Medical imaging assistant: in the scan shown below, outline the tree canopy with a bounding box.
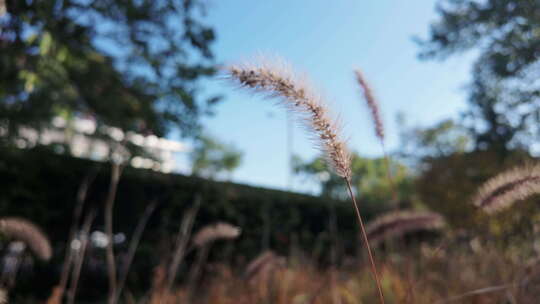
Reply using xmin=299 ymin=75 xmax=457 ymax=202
xmin=189 ymin=134 xmax=243 ymax=180
xmin=294 ymin=152 xmax=415 ymax=208
xmin=419 ymin=0 xmax=540 ymax=153
xmin=398 ymin=117 xmax=472 ymax=165
xmin=0 ymin=0 xmax=218 ymax=141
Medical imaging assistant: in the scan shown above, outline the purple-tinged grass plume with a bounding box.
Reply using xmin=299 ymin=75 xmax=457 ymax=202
xmin=472 ymin=165 xmax=540 ymax=214
xmin=354 ymin=69 xmax=384 ymax=141
xmin=226 ymin=60 xmax=351 ymax=179
xmin=244 ymin=250 xmax=285 ymax=283
xmin=0 ymin=217 xmax=52 ymax=261
xmin=354 ymin=69 xmax=399 ymax=207
xmin=366 ymin=210 xmax=445 ymax=247
xmin=192 ymin=222 xmax=241 ymax=248
xmin=226 ymin=58 xmax=385 ymax=304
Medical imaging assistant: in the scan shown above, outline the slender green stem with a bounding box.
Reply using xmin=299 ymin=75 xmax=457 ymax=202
xmin=345 ymin=179 xmax=385 ymax=304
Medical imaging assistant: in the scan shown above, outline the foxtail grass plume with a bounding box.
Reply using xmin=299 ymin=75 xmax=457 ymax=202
xmin=472 ymin=165 xmax=540 ymax=214
xmin=192 ymin=222 xmax=241 ymax=248
xmin=0 ymin=217 xmax=52 ymax=261
xmin=227 ymin=56 xmax=384 ymax=303
xmin=365 ymin=210 xmax=445 ymax=247
xmin=354 ymin=69 xmax=384 ymax=141
xmin=226 ymin=59 xmax=351 ymax=179
xmin=244 ymin=250 xmax=285 ymax=282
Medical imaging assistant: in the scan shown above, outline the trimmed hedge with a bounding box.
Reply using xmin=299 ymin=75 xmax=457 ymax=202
xmin=0 ymin=147 xmax=379 ymax=300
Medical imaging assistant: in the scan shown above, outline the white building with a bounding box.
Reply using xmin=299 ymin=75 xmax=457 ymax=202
xmin=14 ymin=116 xmax=189 ymax=173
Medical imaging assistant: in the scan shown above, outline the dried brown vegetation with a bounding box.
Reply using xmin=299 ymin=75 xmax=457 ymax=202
xmin=142 ymin=242 xmax=540 ymax=304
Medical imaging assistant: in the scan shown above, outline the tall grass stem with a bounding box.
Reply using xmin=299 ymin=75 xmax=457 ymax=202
xmin=115 ymin=199 xmax=158 ymax=303
xmin=105 ymin=163 xmax=122 ymax=304
xmin=166 ymin=195 xmax=201 ymax=293
xmin=58 ymin=166 xmax=100 ymax=299
xmin=67 ymin=209 xmax=96 ymax=304
xmin=345 ymin=179 xmax=385 ymax=304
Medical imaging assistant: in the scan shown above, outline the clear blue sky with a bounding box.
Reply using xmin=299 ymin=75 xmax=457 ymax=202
xmin=178 ymin=0 xmax=477 ymax=192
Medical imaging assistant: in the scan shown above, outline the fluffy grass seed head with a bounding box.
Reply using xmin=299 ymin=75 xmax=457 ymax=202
xmin=244 ymin=250 xmax=285 ymax=282
xmin=472 ymin=164 xmax=540 ymax=214
xmin=365 ymin=210 xmax=445 ymax=247
xmin=354 ymin=69 xmax=384 ymax=142
xmin=0 ymin=217 xmax=52 ymax=261
xmin=192 ymin=222 xmax=241 ymax=248
xmin=226 ymin=59 xmax=352 ymax=179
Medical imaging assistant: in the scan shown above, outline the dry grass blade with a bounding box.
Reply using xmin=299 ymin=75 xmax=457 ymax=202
xmin=434 ymin=283 xmax=514 ymax=304
xmin=472 ymin=164 xmax=540 ymax=214
xmin=226 ymin=59 xmax=351 ymax=179
xmin=192 ymin=222 xmax=241 ymax=248
xmin=354 ymin=69 xmax=384 ymax=141
xmin=366 ymin=210 xmax=445 ymax=247
xmin=0 ymin=217 xmax=52 ymax=261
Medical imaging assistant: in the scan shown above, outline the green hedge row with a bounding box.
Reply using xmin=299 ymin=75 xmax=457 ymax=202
xmin=0 ymin=147 xmax=379 ymax=300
